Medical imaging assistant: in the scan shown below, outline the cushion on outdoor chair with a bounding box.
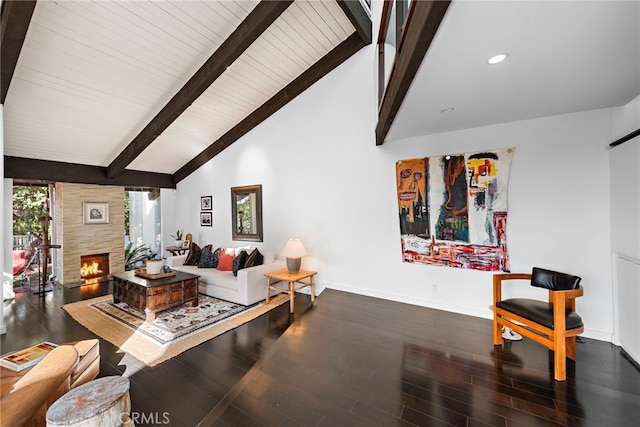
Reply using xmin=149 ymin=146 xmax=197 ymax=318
xmin=12 ymin=250 xmax=27 ymax=275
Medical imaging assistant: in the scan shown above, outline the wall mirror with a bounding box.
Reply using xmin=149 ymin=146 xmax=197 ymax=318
xmin=231 ymin=184 xmax=263 ymax=242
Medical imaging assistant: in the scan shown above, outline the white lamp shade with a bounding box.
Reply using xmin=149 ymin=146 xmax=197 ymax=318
xmin=281 ymin=238 xmax=307 ymax=258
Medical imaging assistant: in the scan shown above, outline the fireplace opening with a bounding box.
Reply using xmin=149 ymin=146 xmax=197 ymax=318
xmin=80 ymin=253 xmax=110 ymax=284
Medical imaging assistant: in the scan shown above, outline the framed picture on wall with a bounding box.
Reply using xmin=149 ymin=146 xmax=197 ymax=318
xmin=83 ymin=202 xmax=109 ymax=224
xmin=200 ymin=212 xmax=212 ymax=227
xmin=201 ymin=196 xmax=212 ymax=211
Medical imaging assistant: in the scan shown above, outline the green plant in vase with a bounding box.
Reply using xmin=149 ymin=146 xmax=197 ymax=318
xmin=171 ymin=229 xmax=183 ymax=246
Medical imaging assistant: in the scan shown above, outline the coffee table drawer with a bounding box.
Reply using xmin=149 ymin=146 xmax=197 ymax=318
xmin=148 ymin=286 xmax=168 ymax=310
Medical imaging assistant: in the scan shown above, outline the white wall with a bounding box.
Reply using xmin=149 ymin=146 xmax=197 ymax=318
xmin=609 ymin=94 xmax=640 ymax=361
xmin=174 ymin=40 xmax=616 ymax=341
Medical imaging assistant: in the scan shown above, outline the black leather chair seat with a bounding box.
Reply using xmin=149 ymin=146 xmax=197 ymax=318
xmin=496 ymin=298 xmax=583 ymax=330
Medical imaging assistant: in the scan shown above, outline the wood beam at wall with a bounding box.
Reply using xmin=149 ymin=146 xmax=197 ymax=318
xmin=5 ymin=157 xmax=176 ymax=188
xmin=610 ymin=128 xmax=640 ymax=148
xmin=173 ymin=33 xmax=367 ymax=183
xmin=1 ymin=0 xmax=37 ymax=104
xmin=105 ymin=0 xmax=293 ymax=179
xmin=375 ymin=0 xmax=450 ymax=146
xmin=337 ymin=0 xmax=372 ymax=44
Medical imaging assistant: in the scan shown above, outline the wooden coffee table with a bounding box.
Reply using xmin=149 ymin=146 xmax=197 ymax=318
xmin=112 ymin=270 xmax=199 ymax=321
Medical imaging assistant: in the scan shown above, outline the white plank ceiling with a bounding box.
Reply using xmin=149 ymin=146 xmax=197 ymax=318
xmin=3 ymin=0 xmax=356 ymax=175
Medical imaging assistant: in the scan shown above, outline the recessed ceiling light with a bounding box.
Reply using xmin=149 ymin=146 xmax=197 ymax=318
xmin=487 ymin=53 xmax=509 ymax=65
xmin=440 ymin=107 xmax=455 ymax=113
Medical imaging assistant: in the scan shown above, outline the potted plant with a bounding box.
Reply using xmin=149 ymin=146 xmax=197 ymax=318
xmin=171 ymin=229 xmax=183 ymax=247
xmin=146 ymin=254 xmax=164 ymax=275
xmin=124 ymin=242 xmax=153 ymax=271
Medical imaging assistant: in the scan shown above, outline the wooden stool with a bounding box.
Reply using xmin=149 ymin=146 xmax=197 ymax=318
xmin=46 ymin=376 xmax=132 ymax=426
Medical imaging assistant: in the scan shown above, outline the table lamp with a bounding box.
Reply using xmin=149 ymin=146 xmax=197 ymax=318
xmin=281 ymin=238 xmax=307 ymax=274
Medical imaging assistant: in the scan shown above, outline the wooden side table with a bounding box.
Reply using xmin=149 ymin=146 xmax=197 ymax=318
xmin=166 ymin=245 xmax=188 ymax=256
xmin=265 ymin=268 xmax=317 ymax=313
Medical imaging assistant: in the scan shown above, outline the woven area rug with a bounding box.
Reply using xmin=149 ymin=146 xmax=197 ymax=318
xmin=62 ymin=293 xmax=288 ymax=367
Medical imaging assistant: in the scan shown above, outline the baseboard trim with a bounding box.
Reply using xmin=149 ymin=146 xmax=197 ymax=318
xmin=323 ymin=280 xmax=614 ymax=343
xmin=583 ymin=328 xmax=614 ymax=342
xmin=323 ymin=280 xmax=491 ymax=319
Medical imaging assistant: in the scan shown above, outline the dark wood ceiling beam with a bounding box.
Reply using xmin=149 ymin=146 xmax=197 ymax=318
xmin=1 ymin=0 xmax=37 ymax=104
xmin=375 ymin=0 xmax=451 ymax=146
xmin=105 ymin=0 xmax=293 ymax=179
xmin=337 ymin=0 xmax=372 ymax=44
xmin=174 ymin=33 xmax=368 ymax=183
xmin=5 ymin=156 xmax=176 ymax=188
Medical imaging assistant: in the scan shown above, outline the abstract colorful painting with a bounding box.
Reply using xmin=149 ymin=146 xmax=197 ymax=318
xmin=396 ymin=148 xmax=514 ymax=272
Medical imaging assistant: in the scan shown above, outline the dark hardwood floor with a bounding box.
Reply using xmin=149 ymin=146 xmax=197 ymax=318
xmin=2 ymin=284 xmax=639 ymax=426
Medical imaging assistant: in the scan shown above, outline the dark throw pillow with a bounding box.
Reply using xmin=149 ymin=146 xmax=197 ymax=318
xmin=184 ymin=242 xmax=201 ymax=266
xmin=211 ymin=247 xmax=221 ymax=268
xmin=198 ymin=246 xmax=215 ymax=268
xmin=232 ymin=250 xmax=248 ymax=276
xmin=244 ymin=248 xmax=264 ymax=268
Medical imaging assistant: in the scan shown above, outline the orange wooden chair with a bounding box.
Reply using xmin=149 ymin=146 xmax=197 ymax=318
xmin=492 ymin=267 xmax=584 ymax=381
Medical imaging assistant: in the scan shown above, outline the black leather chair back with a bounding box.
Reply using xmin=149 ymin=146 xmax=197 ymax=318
xmin=531 ymin=267 xmax=581 ymax=290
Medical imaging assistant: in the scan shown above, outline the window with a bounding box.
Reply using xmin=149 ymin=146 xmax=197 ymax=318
xmin=125 ymin=189 xmax=161 ymax=256
xmin=378 ymin=0 xmax=413 ymax=104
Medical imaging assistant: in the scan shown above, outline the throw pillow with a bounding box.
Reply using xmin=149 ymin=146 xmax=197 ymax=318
xmin=216 ymin=248 xmax=235 ymax=271
xmin=232 ymin=250 xmax=248 ymax=276
xmin=211 ymin=247 xmax=221 ymax=268
xmin=184 ymin=242 xmax=201 ymax=266
xmin=244 ymin=248 xmax=264 ymax=268
xmin=198 ymin=246 xmax=215 ymax=268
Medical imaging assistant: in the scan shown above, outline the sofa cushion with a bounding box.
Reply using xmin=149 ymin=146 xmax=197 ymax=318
xmin=217 ymin=248 xmax=235 ymax=271
xmin=0 ymin=345 xmax=79 ymax=427
xmin=69 ymin=339 xmax=100 ymax=388
xmin=262 ymin=250 xmax=275 ymax=264
xmin=184 ymin=242 xmax=201 ymax=266
xmin=211 ymin=247 xmax=221 ymax=268
xmin=232 ymin=250 xmax=248 ymax=276
xmin=244 ymin=248 xmax=263 ymax=268
xmin=198 ymin=246 xmax=216 ymax=268
xmin=209 ymin=271 xmax=238 ymax=291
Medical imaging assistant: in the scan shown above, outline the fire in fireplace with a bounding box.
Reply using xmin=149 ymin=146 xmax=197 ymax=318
xmin=80 ymin=253 xmax=110 ymax=283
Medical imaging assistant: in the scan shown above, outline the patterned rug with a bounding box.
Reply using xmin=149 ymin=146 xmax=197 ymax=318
xmin=91 ymin=295 xmax=249 ymax=345
xmin=62 ymin=293 xmax=288 ymax=367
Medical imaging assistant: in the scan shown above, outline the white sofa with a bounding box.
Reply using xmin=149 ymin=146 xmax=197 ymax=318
xmin=166 ymin=250 xmax=285 ymax=306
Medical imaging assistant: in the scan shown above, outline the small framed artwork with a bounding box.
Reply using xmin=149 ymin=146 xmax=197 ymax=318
xmin=200 ymin=212 xmax=212 ymax=227
xmin=182 ymin=239 xmax=191 ymax=249
xmin=83 ymin=202 xmax=109 ymax=224
xmin=201 ymin=196 xmax=212 ymax=211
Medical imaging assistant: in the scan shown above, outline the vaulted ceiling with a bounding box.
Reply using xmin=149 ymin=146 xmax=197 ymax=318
xmin=4 ymin=1 xmax=638 ymax=189
xmin=382 ymin=0 xmax=639 ymax=143
xmin=2 ymin=0 xmax=371 ymax=188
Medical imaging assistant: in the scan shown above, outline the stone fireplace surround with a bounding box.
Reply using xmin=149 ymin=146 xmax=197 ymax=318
xmin=53 ymin=183 xmax=125 ymax=285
